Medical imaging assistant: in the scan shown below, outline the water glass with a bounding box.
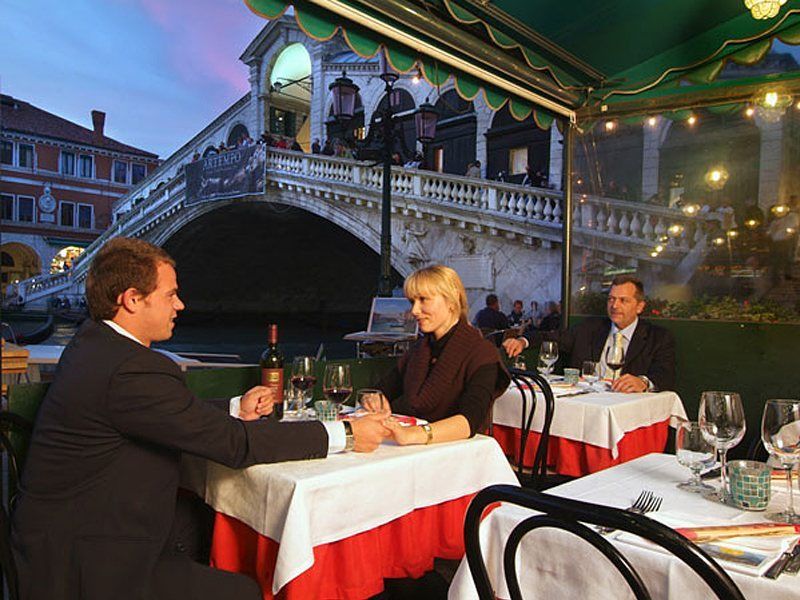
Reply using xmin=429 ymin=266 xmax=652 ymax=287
xmin=762 ymin=398 xmax=800 ymax=523
xmin=581 ymin=361 xmax=599 ymax=384
xmin=699 ymin=391 xmax=746 ymax=504
xmin=675 ymin=421 xmax=715 ymax=492
xmin=563 ymin=368 xmax=580 ymax=386
xmin=357 ymin=388 xmax=387 ymax=414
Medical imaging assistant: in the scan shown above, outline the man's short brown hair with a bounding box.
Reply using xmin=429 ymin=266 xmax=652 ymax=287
xmin=610 ymin=274 xmax=645 ymax=301
xmin=86 ymin=238 xmax=175 ymax=321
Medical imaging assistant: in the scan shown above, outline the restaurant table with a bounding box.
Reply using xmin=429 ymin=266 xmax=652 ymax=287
xmin=182 ymin=434 xmax=518 ymax=599
xmin=492 ymin=382 xmax=687 ymax=476
xmin=448 ymin=453 xmax=799 ymax=600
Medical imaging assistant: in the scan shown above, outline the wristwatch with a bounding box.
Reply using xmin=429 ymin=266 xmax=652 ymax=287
xmin=343 ymin=420 xmax=355 ymax=451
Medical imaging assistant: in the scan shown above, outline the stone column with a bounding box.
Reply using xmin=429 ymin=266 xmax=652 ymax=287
xmin=473 ymin=99 xmax=491 ymax=178
xmin=548 ymin=126 xmax=563 ymax=190
xmin=247 ymin=60 xmax=262 ymax=137
xmin=310 ymin=48 xmax=327 ymax=145
xmin=754 ymin=113 xmax=785 ymax=210
xmin=641 ymin=116 xmax=665 ymax=200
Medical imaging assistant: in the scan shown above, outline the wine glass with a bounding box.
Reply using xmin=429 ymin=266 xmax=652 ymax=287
xmin=698 ymin=391 xmax=746 ymax=504
xmin=605 ymin=345 xmax=625 ymax=383
xmin=762 ymin=399 xmax=800 ymax=523
xmin=323 ymin=364 xmax=353 ymax=413
xmin=291 ymin=356 xmax=317 ymax=407
xmin=538 ymin=341 xmax=558 ymax=377
xmin=675 ymin=421 xmax=715 ymax=492
xmin=581 ymin=361 xmax=599 ymax=385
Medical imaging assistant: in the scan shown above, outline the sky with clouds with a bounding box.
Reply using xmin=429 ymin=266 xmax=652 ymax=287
xmin=0 ymin=0 xmax=264 ymax=158
xmin=1 ymin=1 xmax=798 ymax=161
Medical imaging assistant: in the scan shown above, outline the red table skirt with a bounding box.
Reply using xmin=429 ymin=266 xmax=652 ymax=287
xmin=210 ymin=494 xmax=475 ymax=600
xmin=493 ymin=418 xmax=670 ymax=477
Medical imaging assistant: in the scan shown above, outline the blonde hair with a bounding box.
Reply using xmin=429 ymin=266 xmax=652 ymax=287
xmin=404 ymin=265 xmax=469 ymax=321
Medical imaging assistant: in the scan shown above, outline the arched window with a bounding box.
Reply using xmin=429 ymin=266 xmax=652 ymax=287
xmin=486 ymin=105 xmax=551 ymax=184
xmin=426 ymin=90 xmax=476 ymax=176
xmin=202 ymin=146 xmax=217 ymax=158
xmin=227 ymin=124 xmax=250 ymax=148
xmin=366 ymin=89 xmax=416 ymax=160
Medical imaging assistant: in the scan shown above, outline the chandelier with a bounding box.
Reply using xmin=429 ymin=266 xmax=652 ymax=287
xmin=744 ymin=0 xmax=787 ymax=19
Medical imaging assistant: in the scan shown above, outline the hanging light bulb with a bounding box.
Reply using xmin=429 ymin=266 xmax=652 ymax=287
xmin=745 ymin=106 xmax=755 ymax=117
xmin=647 ymin=116 xmax=657 ymax=127
xmin=687 ymin=115 xmax=697 ymax=126
xmin=604 ymin=120 xmax=616 ymax=132
xmin=744 ymin=0 xmax=787 ymax=20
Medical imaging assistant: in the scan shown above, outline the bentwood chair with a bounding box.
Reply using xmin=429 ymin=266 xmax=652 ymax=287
xmin=464 ymin=485 xmax=745 ymax=600
xmin=0 ymin=411 xmax=33 ymax=600
xmin=507 ymin=368 xmax=571 ymax=490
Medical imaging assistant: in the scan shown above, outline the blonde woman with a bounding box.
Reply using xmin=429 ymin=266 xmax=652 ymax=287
xmin=363 ymin=265 xmax=510 ymax=445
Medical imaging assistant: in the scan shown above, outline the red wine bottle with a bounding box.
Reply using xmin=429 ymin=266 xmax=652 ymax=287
xmin=260 ymin=324 xmax=284 ymax=419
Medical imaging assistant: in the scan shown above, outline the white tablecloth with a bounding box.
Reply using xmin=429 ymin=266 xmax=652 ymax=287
xmin=493 ymin=384 xmax=687 ymax=458
xmin=449 ymin=453 xmax=799 ymax=600
xmin=183 ymin=435 xmax=517 ymax=594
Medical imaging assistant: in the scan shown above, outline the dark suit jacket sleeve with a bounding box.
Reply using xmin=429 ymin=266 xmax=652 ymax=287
xmin=106 ymin=351 xmax=328 ymax=466
xmin=522 ymin=327 xmax=576 ymax=355
xmin=646 ymin=327 xmax=677 ymax=392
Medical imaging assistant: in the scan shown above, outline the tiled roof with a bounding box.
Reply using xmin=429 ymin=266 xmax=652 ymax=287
xmin=0 ymin=94 xmax=159 ymax=159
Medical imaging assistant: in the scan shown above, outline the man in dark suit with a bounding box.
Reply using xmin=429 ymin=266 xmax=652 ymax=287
xmin=11 ymin=238 xmax=388 ymax=600
xmin=503 ymin=275 xmax=675 ymax=392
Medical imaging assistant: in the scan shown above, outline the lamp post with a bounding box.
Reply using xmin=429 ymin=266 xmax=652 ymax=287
xmin=329 ymin=62 xmax=438 ymax=296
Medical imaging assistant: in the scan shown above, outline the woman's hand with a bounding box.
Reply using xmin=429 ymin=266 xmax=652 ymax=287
xmin=384 ymin=419 xmax=427 ymax=445
xmin=360 ymin=391 xmax=391 ymax=415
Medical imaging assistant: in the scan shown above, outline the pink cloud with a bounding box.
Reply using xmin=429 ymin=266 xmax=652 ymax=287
xmin=133 ymin=0 xmax=263 ymax=94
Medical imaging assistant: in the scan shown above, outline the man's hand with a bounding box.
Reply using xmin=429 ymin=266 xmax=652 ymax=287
xmin=349 ymin=413 xmax=391 ymax=452
xmin=611 ymin=374 xmax=648 ymax=393
xmin=360 ymin=391 xmax=391 ymax=415
xmin=503 ymin=337 xmax=525 ymax=358
xmin=239 ymin=386 xmax=275 ymax=420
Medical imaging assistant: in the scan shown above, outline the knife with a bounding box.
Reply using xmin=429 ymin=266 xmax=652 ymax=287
xmin=764 ymin=541 xmax=800 ymax=579
xmin=783 ymin=547 xmax=800 ymax=575
xmin=558 ymin=389 xmax=591 ymax=398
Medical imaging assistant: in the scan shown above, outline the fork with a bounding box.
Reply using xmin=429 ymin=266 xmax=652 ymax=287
xmin=597 ymin=490 xmax=663 ymax=534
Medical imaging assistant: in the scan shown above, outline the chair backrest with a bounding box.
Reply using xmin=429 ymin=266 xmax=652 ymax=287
xmin=464 ymin=484 xmax=745 ymax=600
xmin=0 ymin=411 xmax=32 ymax=600
xmin=508 ymin=368 xmax=555 ymax=488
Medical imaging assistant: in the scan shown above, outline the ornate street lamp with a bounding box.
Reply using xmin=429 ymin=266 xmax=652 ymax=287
xmin=329 ymin=72 xmax=359 ymax=121
xmin=329 ymin=61 xmax=438 ymax=296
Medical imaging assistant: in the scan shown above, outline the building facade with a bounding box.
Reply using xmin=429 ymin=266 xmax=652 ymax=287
xmin=0 ymin=94 xmax=160 ymax=296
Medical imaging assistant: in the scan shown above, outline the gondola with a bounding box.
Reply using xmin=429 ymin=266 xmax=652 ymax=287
xmin=1 ymin=315 xmax=54 ymax=346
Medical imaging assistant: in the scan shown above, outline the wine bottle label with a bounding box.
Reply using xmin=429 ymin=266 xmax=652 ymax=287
xmin=261 ymin=368 xmax=284 ymax=401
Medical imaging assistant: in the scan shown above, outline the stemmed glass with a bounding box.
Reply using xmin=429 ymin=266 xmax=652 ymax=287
xmin=762 ymin=398 xmax=800 ymax=523
xmin=291 ymin=356 xmax=317 ymax=407
xmin=675 ymin=421 xmax=715 ymax=492
xmin=323 ymin=364 xmax=353 ymax=413
xmin=605 ymin=345 xmax=625 ymax=383
xmin=538 ymin=341 xmax=558 ymax=377
xmin=698 ymin=391 xmax=746 ymax=503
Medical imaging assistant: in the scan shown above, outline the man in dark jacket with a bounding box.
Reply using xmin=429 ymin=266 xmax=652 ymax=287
xmin=11 ymin=237 xmax=387 ymax=600
xmin=503 ymin=275 xmax=676 ymax=392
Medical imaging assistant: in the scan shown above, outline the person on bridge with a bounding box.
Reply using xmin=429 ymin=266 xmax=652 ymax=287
xmin=11 ymin=237 xmax=389 ymax=600
xmin=361 ymin=265 xmax=510 ymax=445
xmin=503 ymin=275 xmax=676 ymax=393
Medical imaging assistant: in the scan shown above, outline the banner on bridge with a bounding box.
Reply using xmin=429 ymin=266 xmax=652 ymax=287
xmin=185 ymin=145 xmax=266 ymax=205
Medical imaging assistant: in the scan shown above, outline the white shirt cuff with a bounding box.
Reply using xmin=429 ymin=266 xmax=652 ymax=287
xmin=322 ymin=421 xmax=346 ymax=453
xmin=640 ymin=376 xmax=655 ymax=392
xmin=229 ymin=396 xmax=346 ymax=453
xmin=520 ymin=336 xmax=529 ymax=349
xmin=229 ymin=395 xmax=242 ymax=417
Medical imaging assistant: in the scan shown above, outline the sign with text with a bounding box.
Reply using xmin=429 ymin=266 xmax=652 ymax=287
xmin=185 ymin=145 xmax=266 ymax=205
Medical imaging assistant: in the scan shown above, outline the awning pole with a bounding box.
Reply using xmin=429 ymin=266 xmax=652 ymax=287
xmin=560 ymin=121 xmax=574 ymax=331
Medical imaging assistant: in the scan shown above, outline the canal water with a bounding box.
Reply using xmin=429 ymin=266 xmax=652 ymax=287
xmin=41 ymin=312 xmax=370 ymax=363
